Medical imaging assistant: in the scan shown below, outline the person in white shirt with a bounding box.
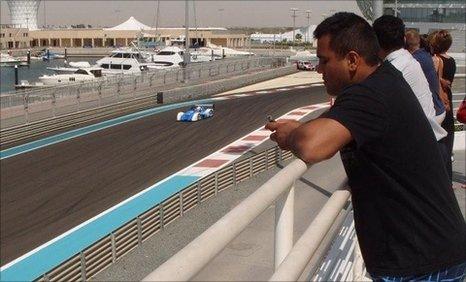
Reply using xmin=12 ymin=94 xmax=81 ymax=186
xmin=372 ymin=15 xmax=447 ymax=142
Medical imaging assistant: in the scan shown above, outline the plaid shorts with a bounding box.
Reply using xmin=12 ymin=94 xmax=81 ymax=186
xmin=371 ymin=261 xmax=466 ymax=282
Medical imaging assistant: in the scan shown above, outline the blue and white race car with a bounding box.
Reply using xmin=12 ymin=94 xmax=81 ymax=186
xmin=177 ymin=104 xmax=214 ymax=122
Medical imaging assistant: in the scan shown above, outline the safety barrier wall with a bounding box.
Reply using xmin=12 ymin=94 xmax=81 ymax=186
xmin=27 ymin=146 xmax=294 ymax=281
xmin=0 ymin=57 xmax=287 ymax=128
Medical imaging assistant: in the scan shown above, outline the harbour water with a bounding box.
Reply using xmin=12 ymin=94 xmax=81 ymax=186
xmin=0 ymin=57 xmax=99 ymax=94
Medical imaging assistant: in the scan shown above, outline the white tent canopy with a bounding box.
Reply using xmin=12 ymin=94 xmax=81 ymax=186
xmin=105 ymin=16 xmax=152 ymax=31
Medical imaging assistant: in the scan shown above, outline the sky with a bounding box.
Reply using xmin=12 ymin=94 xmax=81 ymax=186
xmin=0 ymin=1 xmax=363 ymax=28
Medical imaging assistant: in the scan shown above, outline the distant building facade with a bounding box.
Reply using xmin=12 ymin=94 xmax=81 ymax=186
xmin=251 ymin=26 xmax=317 ymax=44
xmin=0 ymin=17 xmax=249 ymax=50
xmin=357 ymin=0 xmax=466 ymax=52
xmin=0 ymin=25 xmax=31 ymax=49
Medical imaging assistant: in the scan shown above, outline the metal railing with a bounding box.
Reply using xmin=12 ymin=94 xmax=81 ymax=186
xmin=142 ymin=159 xmax=351 ymax=281
xmin=1 ymin=57 xmax=286 ymax=128
xmin=30 ymin=146 xmax=295 ymax=281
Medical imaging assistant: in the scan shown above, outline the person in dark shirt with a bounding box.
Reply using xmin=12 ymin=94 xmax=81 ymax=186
xmin=266 ymin=12 xmax=466 ymax=280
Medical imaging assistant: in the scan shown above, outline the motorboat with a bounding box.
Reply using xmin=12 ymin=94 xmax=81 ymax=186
xmin=202 ymin=43 xmax=254 ymax=58
xmin=0 ymin=53 xmax=28 ymax=66
xmin=38 ymin=67 xmax=103 ymax=85
xmin=145 ymin=46 xmax=184 ymax=69
xmin=40 ymin=50 xmax=65 ymax=61
xmin=95 ymin=48 xmax=149 ymax=74
xmin=47 ymin=61 xmax=92 ymax=74
xmin=49 ymin=49 xmax=150 ymax=75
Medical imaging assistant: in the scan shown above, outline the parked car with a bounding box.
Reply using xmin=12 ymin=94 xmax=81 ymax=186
xmin=296 ymin=60 xmax=316 ymax=71
xmin=177 ymin=104 xmax=214 ymax=122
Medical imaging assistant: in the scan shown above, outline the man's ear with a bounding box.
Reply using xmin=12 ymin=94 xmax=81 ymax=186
xmin=346 ymin=51 xmax=359 ymax=71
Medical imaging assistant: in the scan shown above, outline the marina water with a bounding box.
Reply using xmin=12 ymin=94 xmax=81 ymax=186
xmin=0 ymin=57 xmax=98 ymax=94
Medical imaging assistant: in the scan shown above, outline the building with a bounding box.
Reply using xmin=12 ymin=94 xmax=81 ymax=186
xmin=6 ymin=0 xmax=41 ymax=30
xmin=250 ymin=26 xmax=317 ymax=44
xmin=357 ymin=0 xmax=466 ymax=52
xmin=0 ymin=25 xmax=31 ymax=49
xmin=0 ymin=17 xmax=249 ymax=50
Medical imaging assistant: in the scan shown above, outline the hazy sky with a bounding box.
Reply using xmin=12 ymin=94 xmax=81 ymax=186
xmin=0 ymin=1 xmax=363 ymax=28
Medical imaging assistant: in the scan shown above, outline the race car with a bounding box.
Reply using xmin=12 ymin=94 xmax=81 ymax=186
xmin=296 ymin=60 xmax=316 ymax=71
xmin=177 ymin=104 xmax=214 ymax=122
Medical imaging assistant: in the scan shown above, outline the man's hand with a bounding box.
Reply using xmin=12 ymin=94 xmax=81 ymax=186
xmin=265 ymin=119 xmax=301 ymax=151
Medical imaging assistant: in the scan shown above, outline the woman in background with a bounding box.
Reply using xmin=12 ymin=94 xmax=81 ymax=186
xmin=429 ymin=30 xmax=456 ymax=181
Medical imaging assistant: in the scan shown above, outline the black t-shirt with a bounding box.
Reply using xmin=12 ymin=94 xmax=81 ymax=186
xmin=321 ymin=62 xmax=466 ymax=277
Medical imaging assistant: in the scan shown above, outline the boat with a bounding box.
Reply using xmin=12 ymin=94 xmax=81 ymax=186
xmin=47 ymin=61 xmax=92 ymax=74
xmin=0 ymin=53 xmax=28 ymax=66
xmin=40 ymin=50 xmax=65 ymax=61
xmin=48 ymin=49 xmax=150 ymax=75
xmin=15 ymin=80 xmax=48 ymax=89
xmin=145 ymin=46 xmax=184 ymax=69
xmin=38 ymin=67 xmax=103 ymax=85
xmin=95 ymin=48 xmax=149 ymax=74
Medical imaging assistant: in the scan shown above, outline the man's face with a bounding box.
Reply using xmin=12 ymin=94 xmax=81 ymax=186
xmin=316 ymin=35 xmax=352 ymax=96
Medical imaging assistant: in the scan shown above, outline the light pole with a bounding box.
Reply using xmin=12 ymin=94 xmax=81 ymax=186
xmin=184 ymin=0 xmax=190 ymax=64
xmin=305 ymin=10 xmax=311 ymax=43
xmin=290 ymin=8 xmax=299 ymax=46
xmin=218 ymin=8 xmax=224 ymax=28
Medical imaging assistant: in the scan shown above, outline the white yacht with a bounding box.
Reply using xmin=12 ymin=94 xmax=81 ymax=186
xmin=95 ymin=49 xmax=149 ymax=74
xmin=48 ymin=49 xmax=149 ymax=75
xmin=38 ymin=68 xmax=103 ymax=85
xmin=0 ymin=53 xmax=27 ymax=66
xmin=47 ymin=61 xmax=93 ymax=74
xmin=145 ymin=46 xmax=184 ymax=69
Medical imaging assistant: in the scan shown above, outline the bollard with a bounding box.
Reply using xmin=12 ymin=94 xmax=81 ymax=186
xmin=222 ymin=48 xmax=225 ymax=58
xmin=14 ymin=65 xmax=19 ymax=85
xmin=156 ymin=92 xmax=163 ymax=104
xmin=47 ymin=49 xmax=50 ymax=60
xmin=211 ymin=49 xmax=214 ymax=61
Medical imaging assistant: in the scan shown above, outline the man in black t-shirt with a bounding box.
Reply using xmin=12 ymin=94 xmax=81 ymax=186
xmin=266 ymin=12 xmax=466 ymax=280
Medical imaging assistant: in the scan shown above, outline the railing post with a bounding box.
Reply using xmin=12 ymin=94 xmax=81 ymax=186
xmin=23 ymin=93 xmax=29 ymax=124
xmin=76 ymin=87 xmax=81 ymax=111
xmin=274 ymin=183 xmax=295 ymax=270
xmin=51 ymin=92 xmax=56 ymax=117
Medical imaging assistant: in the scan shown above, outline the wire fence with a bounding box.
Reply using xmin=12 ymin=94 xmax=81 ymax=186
xmin=0 ymin=57 xmax=287 ymax=127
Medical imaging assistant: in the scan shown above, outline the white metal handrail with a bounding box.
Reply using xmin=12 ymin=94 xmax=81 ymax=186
xmin=270 ymin=190 xmax=350 ymax=281
xmin=142 ymin=159 xmax=351 ymax=281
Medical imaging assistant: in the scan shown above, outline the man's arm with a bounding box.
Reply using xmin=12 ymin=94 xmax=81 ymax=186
xmin=287 ymin=118 xmax=353 ymax=164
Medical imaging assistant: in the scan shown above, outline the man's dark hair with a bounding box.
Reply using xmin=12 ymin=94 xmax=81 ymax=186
xmin=372 ymin=15 xmax=405 ymax=52
xmin=313 ymin=12 xmax=380 ymax=66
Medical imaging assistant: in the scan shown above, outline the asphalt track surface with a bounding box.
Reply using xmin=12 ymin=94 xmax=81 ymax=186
xmin=0 ymin=86 xmax=328 ymax=264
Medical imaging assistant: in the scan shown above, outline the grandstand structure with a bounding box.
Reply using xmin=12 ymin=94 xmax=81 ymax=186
xmin=6 ymin=0 xmax=41 ymax=30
